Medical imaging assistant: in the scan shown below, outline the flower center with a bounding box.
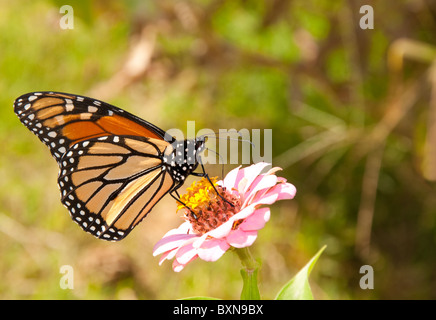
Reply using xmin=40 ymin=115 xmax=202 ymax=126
xmin=178 ymin=177 xmax=242 ymax=234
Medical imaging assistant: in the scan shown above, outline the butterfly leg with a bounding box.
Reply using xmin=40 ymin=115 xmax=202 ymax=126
xmin=191 ymin=162 xmax=235 ymax=208
xmin=170 ymin=189 xmax=198 ymax=220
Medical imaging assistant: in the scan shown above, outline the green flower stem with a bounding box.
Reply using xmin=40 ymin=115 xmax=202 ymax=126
xmin=235 ymin=247 xmax=261 ymax=300
xmin=235 ymin=247 xmax=257 ymax=270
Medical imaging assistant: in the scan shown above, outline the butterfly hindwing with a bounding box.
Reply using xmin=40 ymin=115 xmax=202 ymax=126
xmin=58 ymin=135 xmax=175 ymax=241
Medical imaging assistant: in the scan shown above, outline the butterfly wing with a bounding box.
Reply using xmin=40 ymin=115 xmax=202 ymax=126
xmin=14 ymin=92 xmax=176 ymax=241
xmin=58 ymin=135 xmax=175 ymax=240
xmin=13 ymin=91 xmax=168 ymax=163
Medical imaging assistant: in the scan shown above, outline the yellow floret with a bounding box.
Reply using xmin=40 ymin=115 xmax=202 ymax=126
xmin=177 ymin=177 xmax=218 ymax=211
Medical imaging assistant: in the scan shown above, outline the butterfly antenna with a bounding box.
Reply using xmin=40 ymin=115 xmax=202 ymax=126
xmin=196 ymin=131 xmax=258 ymax=208
xmin=201 ymin=131 xmax=255 ymax=178
xmin=204 ymin=147 xmax=227 ymax=181
xmin=201 ymin=131 xmax=256 ymax=148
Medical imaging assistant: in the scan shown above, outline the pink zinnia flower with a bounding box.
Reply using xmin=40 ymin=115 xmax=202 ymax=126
xmin=153 ymin=162 xmax=297 ymax=272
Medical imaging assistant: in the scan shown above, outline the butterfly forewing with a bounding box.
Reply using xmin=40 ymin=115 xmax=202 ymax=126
xmin=13 ymin=92 xmax=167 ymax=162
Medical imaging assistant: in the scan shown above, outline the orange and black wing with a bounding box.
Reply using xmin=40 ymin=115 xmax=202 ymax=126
xmin=14 ymin=92 xmax=176 ymax=241
xmin=13 ymin=91 xmax=168 ymax=162
xmin=58 ymin=135 xmax=175 ymax=240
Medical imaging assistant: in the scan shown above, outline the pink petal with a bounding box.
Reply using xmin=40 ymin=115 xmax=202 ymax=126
xmin=172 ymin=261 xmax=185 ymax=272
xmin=239 ymin=208 xmax=270 ymax=231
xmin=164 ymin=221 xmax=192 ymax=237
xmin=201 ymin=205 xmax=252 ymax=239
xmin=274 ymin=182 xmax=297 ymax=200
xmin=237 ymin=162 xmax=271 ymax=194
xmin=158 ymin=250 xmax=174 ymax=265
xmin=238 ymin=177 xmax=248 ymax=194
xmin=251 ymin=182 xmax=296 ymax=206
xmin=197 ymin=238 xmax=230 ymax=261
xmin=266 ymin=167 xmax=283 ymax=175
xmin=202 ymin=220 xmax=234 ymax=239
xmin=175 ymin=242 xmax=198 ymax=264
xmin=224 ymin=162 xmax=270 ymax=194
xmin=226 ymin=229 xmax=258 ymax=248
xmin=204 ymin=205 xmax=257 ymax=240
xmin=231 ymin=204 xmax=258 ymax=221
xmin=243 ymin=174 xmax=278 ymax=207
xmin=173 ymin=255 xmax=197 ymax=272
xmin=248 ymin=174 xmax=278 ymax=194
xmin=153 ymin=232 xmax=198 ymax=256
xmin=192 ymin=233 xmax=209 ymax=249
xmin=222 ymin=166 xmax=241 ymax=190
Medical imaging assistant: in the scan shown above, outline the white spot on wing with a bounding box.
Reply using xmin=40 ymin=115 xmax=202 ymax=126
xmin=88 ymin=106 xmax=98 ymax=113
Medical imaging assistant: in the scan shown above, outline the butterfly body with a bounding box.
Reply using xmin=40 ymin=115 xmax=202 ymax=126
xmin=14 ymin=92 xmax=205 ymax=241
xmin=162 ymin=138 xmax=205 ymax=183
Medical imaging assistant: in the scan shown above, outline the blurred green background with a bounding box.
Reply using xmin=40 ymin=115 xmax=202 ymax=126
xmin=1 ymin=0 xmax=436 ymax=299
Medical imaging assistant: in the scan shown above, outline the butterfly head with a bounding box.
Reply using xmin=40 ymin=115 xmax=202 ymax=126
xmin=194 ymin=135 xmax=206 ymax=153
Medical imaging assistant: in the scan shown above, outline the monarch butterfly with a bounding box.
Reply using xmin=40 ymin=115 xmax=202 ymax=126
xmin=13 ymin=91 xmax=210 ymax=241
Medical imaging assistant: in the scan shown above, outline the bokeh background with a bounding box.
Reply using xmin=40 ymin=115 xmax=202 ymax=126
xmin=1 ymin=0 xmax=436 ymax=299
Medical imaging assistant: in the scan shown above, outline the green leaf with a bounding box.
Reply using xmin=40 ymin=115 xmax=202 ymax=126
xmin=180 ymin=296 xmax=221 ymax=300
xmin=240 ymin=267 xmax=261 ymax=300
xmin=275 ymin=245 xmax=326 ymax=300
